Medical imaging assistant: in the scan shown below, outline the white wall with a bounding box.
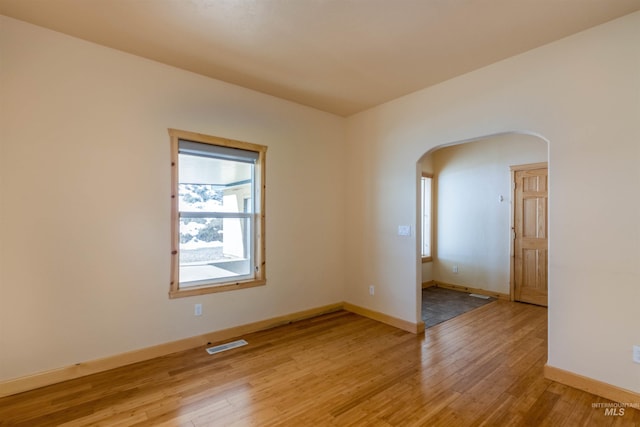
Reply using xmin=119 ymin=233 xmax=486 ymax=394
xmin=421 ymin=262 xmax=433 ymax=284
xmin=425 ymin=134 xmax=547 ymax=294
xmin=345 ymin=12 xmax=640 ymax=393
xmin=0 ymin=17 xmax=346 ymax=381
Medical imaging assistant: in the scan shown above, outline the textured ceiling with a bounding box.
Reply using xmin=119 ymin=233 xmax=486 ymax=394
xmin=2 ymin=0 xmax=639 ymax=116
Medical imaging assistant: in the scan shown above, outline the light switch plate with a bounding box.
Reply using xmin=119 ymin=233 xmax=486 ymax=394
xmin=398 ymin=225 xmax=411 ymax=236
xmin=633 ymin=345 xmax=640 ymax=363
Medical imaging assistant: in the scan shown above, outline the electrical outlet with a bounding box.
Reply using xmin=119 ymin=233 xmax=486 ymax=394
xmin=194 ymin=304 xmax=202 ymax=316
xmin=369 ymin=285 xmax=375 ymax=296
xmin=633 ymin=345 xmax=640 ymax=364
xmin=453 ymin=264 xmax=459 ymax=274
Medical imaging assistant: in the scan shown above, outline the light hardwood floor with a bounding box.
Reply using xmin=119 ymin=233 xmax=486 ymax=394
xmin=1 ymin=301 xmax=638 ymax=426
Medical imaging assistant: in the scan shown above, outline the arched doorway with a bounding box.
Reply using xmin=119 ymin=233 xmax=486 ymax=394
xmin=417 ymin=132 xmax=549 ymax=328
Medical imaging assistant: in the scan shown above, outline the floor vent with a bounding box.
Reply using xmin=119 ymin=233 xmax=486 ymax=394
xmin=469 ymin=293 xmax=491 ymax=299
xmin=206 ymin=339 xmax=248 ymax=355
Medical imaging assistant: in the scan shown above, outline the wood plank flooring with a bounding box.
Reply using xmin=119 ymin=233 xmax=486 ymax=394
xmin=1 ymin=301 xmax=638 ymax=426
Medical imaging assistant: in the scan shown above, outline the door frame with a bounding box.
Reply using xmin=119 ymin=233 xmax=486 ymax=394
xmin=509 ymin=162 xmax=548 ymax=302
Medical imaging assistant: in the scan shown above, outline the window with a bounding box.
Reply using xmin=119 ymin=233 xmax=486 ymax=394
xmin=421 ymin=174 xmax=432 ymax=262
xmin=169 ymin=129 xmax=266 ymax=298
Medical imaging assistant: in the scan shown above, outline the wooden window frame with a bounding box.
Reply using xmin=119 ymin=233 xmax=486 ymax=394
xmin=421 ymin=173 xmax=433 ymax=263
xmin=169 ymin=129 xmax=267 ymax=298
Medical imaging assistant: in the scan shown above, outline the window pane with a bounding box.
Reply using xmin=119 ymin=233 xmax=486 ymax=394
xmin=179 ymin=216 xmax=253 ymax=286
xmin=179 ymin=184 xmax=223 ymax=212
xmin=179 ymin=153 xmax=253 ymax=214
xmin=178 ymin=151 xmax=255 ymax=286
xmin=422 ymin=177 xmax=432 ymax=258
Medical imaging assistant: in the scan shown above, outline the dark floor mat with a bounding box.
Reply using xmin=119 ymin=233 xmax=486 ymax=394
xmin=422 ymin=287 xmax=496 ymax=328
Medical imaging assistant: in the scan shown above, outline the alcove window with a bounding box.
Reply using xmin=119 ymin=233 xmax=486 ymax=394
xmin=421 ymin=174 xmax=432 ymax=261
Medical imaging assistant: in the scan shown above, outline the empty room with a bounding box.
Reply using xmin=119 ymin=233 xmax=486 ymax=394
xmin=1 ymin=1 xmax=639 ymax=425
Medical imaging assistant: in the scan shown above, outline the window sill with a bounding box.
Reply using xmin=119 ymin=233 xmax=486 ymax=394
xmin=169 ymin=279 xmax=266 ymax=299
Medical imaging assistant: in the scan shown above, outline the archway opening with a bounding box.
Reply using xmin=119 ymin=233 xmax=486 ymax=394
xmin=416 ymin=132 xmax=549 ymax=328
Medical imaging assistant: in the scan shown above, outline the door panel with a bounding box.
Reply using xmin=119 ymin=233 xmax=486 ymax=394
xmin=513 ymin=167 xmax=548 ymax=306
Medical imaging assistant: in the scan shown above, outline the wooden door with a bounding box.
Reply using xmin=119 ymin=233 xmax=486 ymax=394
xmin=512 ymin=164 xmax=548 ymax=306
